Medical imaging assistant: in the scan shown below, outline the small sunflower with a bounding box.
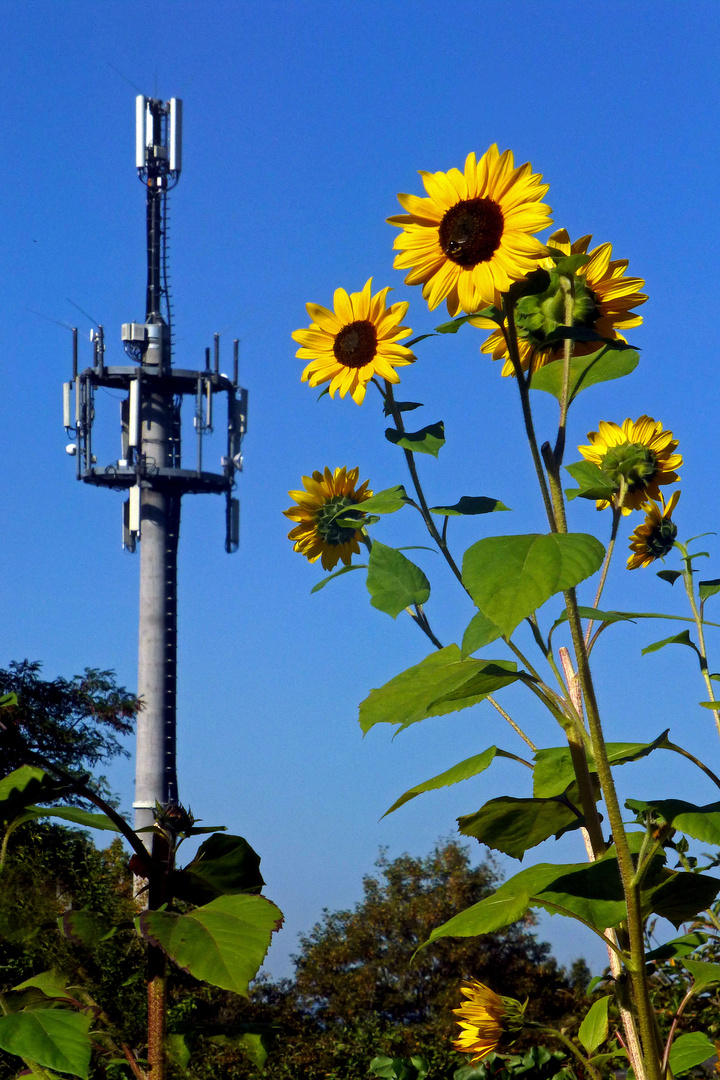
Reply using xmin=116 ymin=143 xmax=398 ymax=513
xmin=627 ymin=491 xmax=680 ymax=569
xmin=578 ymin=416 xmax=681 ymax=515
xmin=284 ymin=467 xmax=372 ymax=571
xmin=292 ymin=279 xmax=414 ymax=405
xmin=453 ymin=981 xmax=525 ymax=1064
xmin=474 ymin=228 xmax=648 ymax=376
xmin=388 ymin=145 xmax=551 ymax=317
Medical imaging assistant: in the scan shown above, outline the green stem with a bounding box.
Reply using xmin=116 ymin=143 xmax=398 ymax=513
xmin=533 ymin=1025 xmax=603 ymax=1080
xmin=552 ymin=276 xmax=576 ymax=468
xmin=503 ymin=304 xmax=556 ymax=532
xmin=663 ymin=740 xmax=720 ymax=792
xmin=383 ymin=380 xmax=465 ymax=586
xmin=487 ymin=695 xmax=538 ymax=752
xmin=681 ymin=554 xmax=720 ymax=741
xmin=585 ymin=501 xmax=623 ymax=649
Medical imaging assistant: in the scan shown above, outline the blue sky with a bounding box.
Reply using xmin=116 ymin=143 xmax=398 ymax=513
xmin=3 ymin=0 xmax=720 ymax=979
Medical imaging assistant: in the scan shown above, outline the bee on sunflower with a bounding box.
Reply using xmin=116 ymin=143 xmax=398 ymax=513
xmin=284 ymin=467 xmax=372 ymax=571
xmin=578 ymin=416 xmax=681 ymax=514
xmin=388 ymin=144 xmax=551 ymax=316
xmin=627 ymin=491 xmax=680 ymax=569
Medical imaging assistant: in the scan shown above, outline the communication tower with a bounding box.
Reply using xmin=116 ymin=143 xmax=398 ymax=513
xmin=63 ymin=98 xmax=247 ymax=836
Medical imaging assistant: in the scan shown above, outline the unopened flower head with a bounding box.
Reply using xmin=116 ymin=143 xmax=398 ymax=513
xmin=578 ymin=416 xmax=681 ymax=515
xmin=284 ymin=467 xmax=372 ymax=571
xmin=293 ymin=279 xmax=414 ymax=406
xmin=453 ymin=980 xmax=526 ymax=1064
xmin=388 ymin=145 xmax=551 ymax=317
xmin=627 ymin=491 xmax=680 ymax=570
xmin=474 ymin=229 xmax=647 ymax=377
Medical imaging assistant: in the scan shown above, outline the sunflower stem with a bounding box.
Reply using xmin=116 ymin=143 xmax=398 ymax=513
xmin=487 ymin=695 xmax=537 ymax=752
xmin=533 ymin=1026 xmax=603 ymax=1080
xmin=679 ymin=545 xmax=720 ymax=741
xmin=585 ymin=497 xmax=623 ymax=649
xmin=503 ymin=300 xmax=557 ymax=532
xmin=552 ymin=276 xmax=575 ymax=468
xmin=383 ymin=380 xmax=465 ymax=586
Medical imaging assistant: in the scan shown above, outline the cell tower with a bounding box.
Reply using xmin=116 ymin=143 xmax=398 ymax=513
xmin=63 ymin=97 xmax=247 ymax=836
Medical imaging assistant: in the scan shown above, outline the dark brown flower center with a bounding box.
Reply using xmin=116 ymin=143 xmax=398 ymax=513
xmin=333 ymin=320 xmax=378 ymax=369
xmin=438 ymin=198 xmax=505 ymax=267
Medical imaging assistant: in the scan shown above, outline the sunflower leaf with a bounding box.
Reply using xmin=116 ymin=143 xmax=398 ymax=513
xmin=383 ymin=400 xmax=423 ymax=417
xmin=644 ymin=931 xmax=708 ymax=963
xmin=462 ymin=533 xmax=605 ymax=637
xmin=429 ymin=497 xmax=511 ymax=516
xmin=625 ymin=797 xmax=720 ymax=845
xmin=657 ymin=570 xmax=682 ymax=585
xmin=359 ymin=645 xmax=520 ymax=734
xmin=310 ymin=565 xmax=367 ymax=594
xmin=641 ymin=630 xmax=698 ymax=656
xmin=385 ymin=422 xmax=445 ymax=458
xmin=528 ymin=343 xmax=639 ymax=403
xmin=0 ymin=1010 xmax=92 ymax=1079
xmin=564 ymin=461 xmax=619 ymax=502
xmin=381 ymin=746 xmax=525 ymax=818
xmin=461 ymin=611 xmax=503 ymax=657
xmin=458 ymin=796 xmax=583 ymax=860
xmin=366 ymin=541 xmax=430 ymax=618
xmin=357 ymin=486 xmax=410 ymax=515
xmin=667 ymin=1032 xmax=717 ymax=1075
xmin=578 ymin=995 xmax=611 ymax=1055
xmin=534 ymin=732 xmax=671 ymax=797
xmin=699 ymin=578 xmax=720 ymax=601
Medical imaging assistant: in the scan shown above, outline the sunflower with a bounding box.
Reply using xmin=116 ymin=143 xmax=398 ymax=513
xmin=284 ymin=467 xmax=372 ymax=571
xmin=578 ymin=416 xmax=681 ymax=515
xmin=453 ymin=981 xmax=525 ymax=1064
xmin=388 ymin=145 xmax=551 ymax=317
xmin=627 ymin=491 xmax=680 ymax=569
xmin=474 ymin=228 xmax=648 ymax=376
xmin=292 ymin=279 xmax=414 ymax=406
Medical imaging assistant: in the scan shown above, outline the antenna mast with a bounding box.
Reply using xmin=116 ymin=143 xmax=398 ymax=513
xmin=63 ymin=97 xmax=247 ymax=839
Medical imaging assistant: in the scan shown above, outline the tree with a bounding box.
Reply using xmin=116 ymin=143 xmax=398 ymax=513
xmin=0 ymin=660 xmax=137 ymax=801
xmin=182 ymin=840 xmax=581 ymax=1080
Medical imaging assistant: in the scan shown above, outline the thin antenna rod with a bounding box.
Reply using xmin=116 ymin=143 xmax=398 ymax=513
xmin=233 ymin=339 xmax=239 ymax=386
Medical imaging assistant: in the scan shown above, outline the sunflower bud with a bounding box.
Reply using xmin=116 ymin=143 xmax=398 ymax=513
xmin=513 ymin=268 xmax=598 ymax=347
xmin=600 ymin=442 xmax=657 ymax=493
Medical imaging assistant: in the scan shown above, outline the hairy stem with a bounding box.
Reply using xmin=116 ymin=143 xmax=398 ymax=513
xmin=681 ymin=555 xmax=720 ymax=741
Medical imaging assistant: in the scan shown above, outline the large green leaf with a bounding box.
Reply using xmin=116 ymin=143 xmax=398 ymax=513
xmin=429 ymin=497 xmax=511 ymax=516
xmin=172 ymin=834 xmax=264 ymax=904
xmin=359 ymin=646 xmax=520 ymax=735
xmin=458 ymin=796 xmax=582 ymax=860
xmin=534 ymin=853 xmax=630 ymax=930
xmin=462 ymin=533 xmax=605 ymax=636
xmin=0 ymin=1010 xmax=92 ymax=1078
xmin=385 ymin=422 xmax=445 ymax=458
xmin=136 ymin=894 xmax=283 ymax=996
xmin=0 ymin=767 xmax=76 ymax=824
xmin=533 ymin=732 xmax=670 ymax=797
xmin=381 ymin=747 xmax=523 ymax=818
xmin=644 ymin=931 xmax=708 ymax=963
xmin=528 ymin=343 xmax=639 ymax=403
xmin=626 ymin=797 xmax=720 ymax=845
xmin=577 ymin=995 xmax=610 ymax=1055
xmin=461 ymin=612 xmax=503 ymax=656
xmin=58 ymin=910 xmax=116 ymax=947
xmin=667 ymin=1031 xmax=717 ymax=1074
xmin=366 ymin=542 xmax=431 ymax=618
xmin=28 ymin=806 xmax=119 ymax=832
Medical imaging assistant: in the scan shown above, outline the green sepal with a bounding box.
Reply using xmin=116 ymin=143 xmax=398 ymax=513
xmin=429 ymin=496 xmax=511 ymax=516
xmin=564 ymin=460 xmax=619 ymax=502
xmin=366 ymin=541 xmax=430 ymax=618
xmin=385 ymin=422 xmax=445 ymax=457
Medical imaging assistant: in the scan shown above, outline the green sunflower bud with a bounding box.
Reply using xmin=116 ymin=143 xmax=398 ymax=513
xmin=499 ymin=995 xmax=528 ymax=1034
xmin=316 ymin=496 xmax=366 ymax=546
xmin=513 ymin=268 xmax=599 ymax=347
xmin=600 ymin=442 xmax=658 ymax=493
xmin=646 ymin=517 xmax=678 ymax=559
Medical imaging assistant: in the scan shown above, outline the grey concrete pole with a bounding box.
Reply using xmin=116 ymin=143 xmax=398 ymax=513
xmin=134 ymin=322 xmax=180 ymax=837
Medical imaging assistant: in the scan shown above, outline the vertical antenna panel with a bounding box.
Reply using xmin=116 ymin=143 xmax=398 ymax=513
xmin=136 ymin=96 xmax=147 ymax=169
xmin=129 ymin=378 xmax=141 ymax=447
xmin=129 ymin=483 xmax=141 ymax=534
xmin=63 ymin=383 xmax=72 ymax=429
xmin=169 ymin=99 xmax=183 ymax=173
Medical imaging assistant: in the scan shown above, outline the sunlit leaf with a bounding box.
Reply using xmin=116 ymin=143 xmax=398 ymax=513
xmin=461 ymin=611 xmax=503 ymax=656
xmin=534 ymin=732 xmax=671 ymax=797
xmin=626 ymin=797 xmax=720 ymax=846
xmin=458 ymin=796 xmax=582 ymax=860
xmin=682 ymin=959 xmax=720 ymax=993
xmin=366 ymin=542 xmax=430 ymax=618
xmin=381 ymin=747 xmax=524 ymax=818
xmin=667 ymin=1031 xmax=716 ymax=1074
xmin=642 ymin=629 xmax=698 ymax=656
xmin=136 ymin=894 xmax=283 ymax=996
xmin=528 ymin=343 xmax=639 ymax=403
xmin=462 ymin=533 xmax=604 ymax=637
xmin=578 ymin=995 xmax=610 ymax=1054
xmin=644 ymin=932 xmax=707 ymax=964
xmin=564 ymin=461 xmax=619 ymax=502
xmin=0 ymin=1010 xmax=92 ymax=1079
xmin=359 ymin=646 xmax=520 ymax=734
xmin=700 ymin=579 xmax=720 ymax=601
xmin=357 ymin=486 xmax=409 ymax=514
xmin=385 ymin=422 xmax=445 ymax=458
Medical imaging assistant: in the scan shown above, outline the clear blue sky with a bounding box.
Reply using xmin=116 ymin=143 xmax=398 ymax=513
xmin=3 ymin=0 xmax=720 ymax=979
